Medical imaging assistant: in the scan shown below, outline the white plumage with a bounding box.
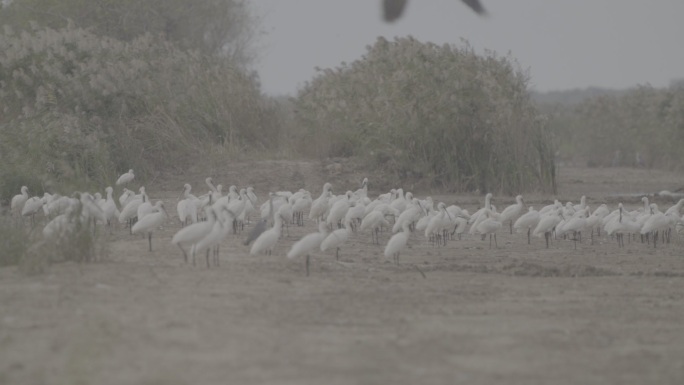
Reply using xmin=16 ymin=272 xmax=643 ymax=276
xmin=116 ymin=169 xmax=135 ymax=186
xmin=131 ymin=201 xmax=168 ymax=252
xmin=287 ymin=222 xmax=328 ymax=276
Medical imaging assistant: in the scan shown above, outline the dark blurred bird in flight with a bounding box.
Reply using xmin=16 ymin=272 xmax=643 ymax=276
xmin=383 ymin=0 xmax=487 ymax=22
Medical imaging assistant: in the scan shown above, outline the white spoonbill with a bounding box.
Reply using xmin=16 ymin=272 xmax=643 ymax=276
xmin=499 ymin=195 xmax=524 ymax=234
xmin=292 ymin=191 xmax=312 ymax=226
xmin=21 ymin=196 xmax=45 ymax=225
xmin=326 ymin=191 xmax=352 ymax=229
xmin=309 ymin=182 xmax=333 ymax=222
xmin=321 ymin=219 xmax=352 ymax=260
xmin=384 ymin=221 xmax=411 ymax=264
xmin=11 ymin=186 xmax=29 ymax=217
xmin=192 ymin=208 xmax=236 ymax=267
xmin=118 ymin=188 xmax=135 ymax=207
xmin=393 ymin=199 xmax=422 ymax=233
xmin=533 ymin=209 xmax=564 ymax=248
xmin=513 ymin=206 xmax=540 ymax=244
xmin=425 ymin=202 xmax=453 ymax=246
xmin=468 ymin=193 xmax=494 ymax=226
xmin=359 ymin=210 xmax=390 ymax=244
xmin=171 ymin=206 xmax=216 ymax=264
xmin=116 ymin=169 xmax=135 ymax=186
xmin=557 ymin=207 xmax=589 ymax=249
xmin=641 ymin=211 xmax=679 ymax=248
xmin=287 ymin=222 xmax=328 ymax=276
xmin=605 ymin=204 xmax=641 ymax=248
xmin=474 ymin=209 xmax=502 ymax=249
xmin=101 ymin=186 xmax=120 ymax=227
xmin=119 ymin=186 xmax=146 ymax=233
xmin=131 ymin=201 xmax=169 ymax=252
xmin=250 ymin=213 xmax=284 ymax=256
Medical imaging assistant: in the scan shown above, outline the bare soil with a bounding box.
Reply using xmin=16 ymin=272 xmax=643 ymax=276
xmin=2 ymin=163 xmax=684 ymax=385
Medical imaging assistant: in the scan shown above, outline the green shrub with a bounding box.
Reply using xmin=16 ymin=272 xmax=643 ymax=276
xmin=294 ymin=37 xmax=556 ymax=194
xmin=0 ymin=217 xmax=31 ymax=267
xmin=0 ymin=26 xmax=278 ymax=187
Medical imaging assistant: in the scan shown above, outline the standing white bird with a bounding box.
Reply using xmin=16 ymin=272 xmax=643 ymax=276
xmin=321 ymin=219 xmax=352 ymax=260
xmin=250 ymin=213 xmax=284 ymax=256
xmin=119 ymin=187 xmax=146 ymax=233
xmin=665 ymin=199 xmax=684 ymax=217
xmin=326 ymin=191 xmax=352 ymax=229
xmin=641 ymin=211 xmax=679 ymax=248
xmin=101 ymin=186 xmax=120 ymax=228
xmin=136 ymin=192 xmax=154 ymax=221
xmin=116 ymin=169 xmax=135 ymax=186
xmin=287 ymin=221 xmax=328 ymax=276
xmin=359 ymin=210 xmax=390 ymax=244
xmin=291 ymin=191 xmax=312 ymax=226
xmin=533 ymin=208 xmax=564 ymax=248
xmin=177 ymin=183 xmax=199 ymax=227
xmin=309 ymin=182 xmax=333 ymax=222
xmin=21 ymin=196 xmax=45 ymax=225
xmin=425 ymin=202 xmax=452 ymax=246
xmin=191 ymin=208 xmax=236 ymax=267
xmin=468 ymin=193 xmax=494 ymax=228
xmin=11 ymin=186 xmax=29 ymax=217
xmin=344 ymin=201 xmax=366 ymax=231
xmin=393 ymin=199 xmax=422 ymax=233
xmin=384 ymin=221 xmax=411 ymax=264
xmin=513 ymin=206 xmax=540 ymax=244
xmin=557 ymin=207 xmax=589 ymax=249
xmin=118 ymin=188 xmax=135 ymax=207
xmin=172 ymin=206 xmax=217 ymax=264
xmin=474 ymin=208 xmax=502 ymax=248
xmin=605 ymin=203 xmax=641 ymax=248
xmin=131 ymin=201 xmax=168 ymax=252
xmin=499 ymin=195 xmax=524 ymax=234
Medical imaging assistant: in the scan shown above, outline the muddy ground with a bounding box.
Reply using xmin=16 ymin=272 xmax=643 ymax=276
xmin=2 ymin=163 xmax=684 ymax=385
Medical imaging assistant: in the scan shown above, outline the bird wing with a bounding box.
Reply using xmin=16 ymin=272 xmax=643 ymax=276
xmin=383 ymin=0 xmax=408 ymax=22
xmin=461 ymin=0 xmax=487 ymax=15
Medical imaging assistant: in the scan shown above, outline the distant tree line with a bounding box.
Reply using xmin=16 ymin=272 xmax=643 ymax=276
xmin=540 ymin=85 xmax=684 ymax=169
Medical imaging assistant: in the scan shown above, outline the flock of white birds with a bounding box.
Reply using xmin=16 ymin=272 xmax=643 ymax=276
xmin=7 ymin=169 xmax=684 ymax=275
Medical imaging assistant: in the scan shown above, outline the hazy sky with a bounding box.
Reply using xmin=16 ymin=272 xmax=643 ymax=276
xmin=251 ymin=0 xmax=684 ymax=96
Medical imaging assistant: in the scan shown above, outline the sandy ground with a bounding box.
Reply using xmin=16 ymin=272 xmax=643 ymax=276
xmin=2 ymin=163 xmax=684 ymax=385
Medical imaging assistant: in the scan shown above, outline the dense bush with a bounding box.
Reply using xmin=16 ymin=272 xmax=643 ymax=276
xmin=0 ymin=0 xmax=258 ymax=64
xmin=0 ymin=25 xmax=277 ymax=196
xmin=294 ymin=37 xmax=556 ymax=194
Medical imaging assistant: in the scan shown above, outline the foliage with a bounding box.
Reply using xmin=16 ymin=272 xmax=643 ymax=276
xmin=0 ymin=0 xmax=259 ymax=65
xmin=544 ymin=85 xmax=684 ymax=169
xmin=294 ymin=37 xmax=556 ymax=194
xmin=0 ymin=217 xmax=31 ymax=267
xmin=0 ymin=25 xmax=277 ymax=195
xmin=0 ymin=205 xmax=108 ymax=274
